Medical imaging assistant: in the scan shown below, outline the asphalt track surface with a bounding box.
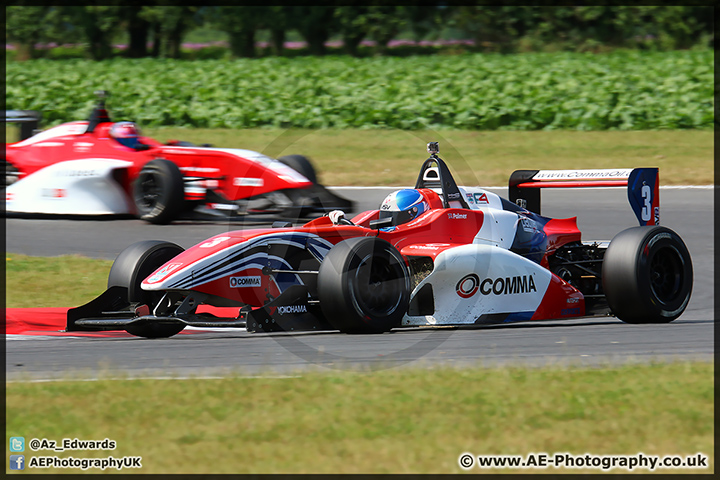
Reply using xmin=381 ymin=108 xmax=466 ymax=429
xmin=6 ymin=187 xmax=715 ymax=380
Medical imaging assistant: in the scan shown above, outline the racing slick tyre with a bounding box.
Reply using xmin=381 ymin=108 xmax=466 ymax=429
xmin=602 ymin=226 xmax=693 ymax=324
xmin=317 ymin=237 xmax=410 ymax=333
xmin=4 ymin=160 xmax=19 ymax=186
xmin=132 ymin=158 xmax=184 ymax=224
xmin=278 ymin=154 xmax=318 ymax=185
xmin=108 ymin=240 xmax=186 ymax=338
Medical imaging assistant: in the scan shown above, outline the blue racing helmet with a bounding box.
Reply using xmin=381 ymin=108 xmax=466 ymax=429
xmin=110 ymin=121 xmax=141 ymax=149
xmin=378 ymin=189 xmax=430 ymax=226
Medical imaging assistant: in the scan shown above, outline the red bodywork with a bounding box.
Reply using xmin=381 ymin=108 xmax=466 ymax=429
xmin=68 ymin=152 xmax=641 ymax=337
xmin=65 ymin=152 xmax=672 ymax=336
xmin=5 ymin=120 xmax=312 ymax=210
xmin=149 ymin=204 xmax=583 ymax=316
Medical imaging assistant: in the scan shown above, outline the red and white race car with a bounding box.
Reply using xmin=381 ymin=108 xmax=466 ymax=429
xmin=4 ymin=92 xmax=352 ymax=223
xmin=68 ymin=142 xmax=693 ymax=338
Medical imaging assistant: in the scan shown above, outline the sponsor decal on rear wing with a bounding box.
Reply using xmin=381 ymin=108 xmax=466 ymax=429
xmin=509 ymin=168 xmax=659 ymax=226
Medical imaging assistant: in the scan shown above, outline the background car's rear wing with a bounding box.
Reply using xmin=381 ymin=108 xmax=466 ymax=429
xmin=509 ymin=168 xmax=660 ymax=226
xmin=4 ymin=110 xmax=42 ymax=141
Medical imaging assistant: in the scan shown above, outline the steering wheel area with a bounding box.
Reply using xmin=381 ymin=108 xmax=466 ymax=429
xmin=328 ymin=209 xmax=355 ymax=226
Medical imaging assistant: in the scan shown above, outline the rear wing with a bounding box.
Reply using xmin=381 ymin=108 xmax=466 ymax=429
xmin=4 ymin=110 xmax=42 ymax=141
xmin=509 ymin=168 xmax=660 ymax=226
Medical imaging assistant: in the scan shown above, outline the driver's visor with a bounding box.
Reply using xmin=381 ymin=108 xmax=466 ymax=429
xmin=117 ymin=136 xmax=141 ymax=149
xmin=378 ymin=208 xmax=418 ymax=226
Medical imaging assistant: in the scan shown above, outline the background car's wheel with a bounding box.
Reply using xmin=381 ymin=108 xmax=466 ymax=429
xmin=602 ymin=226 xmax=693 ymax=324
xmin=278 ymin=154 xmax=318 ymax=184
xmin=108 ymin=240 xmax=186 ymax=338
xmin=317 ymin=237 xmax=410 ymax=333
xmin=132 ymin=158 xmax=184 ymax=224
xmin=4 ymin=160 xmax=20 ymax=186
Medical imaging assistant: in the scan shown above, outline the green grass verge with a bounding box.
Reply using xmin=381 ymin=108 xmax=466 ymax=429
xmin=5 ymin=362 xmax=713 ymax=474
xmin=6 ymin=254 xmax=112 ymax=308
xmin=7 ymin=128 xmax=712 ymax=185
xmin=139 ymin=128 xmax=715 ymax=186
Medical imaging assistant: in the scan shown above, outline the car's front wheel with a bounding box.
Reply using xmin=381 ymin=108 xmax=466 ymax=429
xmin=317 ymin=237 xmax=410 ymax=333
xmin=107 ymin=240 xmax=186 ymax=338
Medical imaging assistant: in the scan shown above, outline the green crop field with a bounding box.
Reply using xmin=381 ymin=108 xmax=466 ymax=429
xmin=6 ymin=50 xmax=713 ymax=130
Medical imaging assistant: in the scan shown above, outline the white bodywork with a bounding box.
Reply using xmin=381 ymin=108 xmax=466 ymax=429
xmin=400 ymin=186 xmax=555 ymax=326
xmin=402 ymin=244 xmax=552 ymax=326
xmin=5 ymin=123 xmax=311 ymax=217
xmin=463 ymin=186 xmax=520 ymax=248
xmin=5 ymin=159 xmax=133 ymax=215
xmin=11 ymin=122 xmax=88 ymax=147
xmin=429 ymin=186 xmax=521 ymax=248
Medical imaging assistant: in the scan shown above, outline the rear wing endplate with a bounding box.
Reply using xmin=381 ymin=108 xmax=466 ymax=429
xmin=509 ymin=168 xmax=660 ymax=226
xmin=4 ymin=110 xmax=42 ymax=141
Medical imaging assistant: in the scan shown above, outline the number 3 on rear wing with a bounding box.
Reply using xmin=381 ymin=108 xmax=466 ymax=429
xmin=509 ymin=168 xmax=660 ymax=226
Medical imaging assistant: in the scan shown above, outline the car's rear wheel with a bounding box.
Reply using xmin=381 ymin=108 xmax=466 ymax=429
xmin=108 ymin=240 xmax=186 ymax=338
xmin=602 ymin=226 xmax=693 ymax=324
xmin=317 ymin=237 xmax=410 ymax=333
xmin=132 ymin=158 xmax=184 ymax=224
xmin=278 ymin=154 xmax=317 ymax=184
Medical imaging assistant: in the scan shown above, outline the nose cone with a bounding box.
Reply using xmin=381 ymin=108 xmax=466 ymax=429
xmin=141 ymin=233 xmax=247 ymax=291
xmin=142 ymin=261 xmax=187 ymax=290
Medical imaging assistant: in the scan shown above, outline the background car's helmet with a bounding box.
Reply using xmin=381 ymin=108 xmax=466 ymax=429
xmin=110 ymin=121 xmax=141 ymax=148
xmin=378 ymin=189 xmax=430 ymax=226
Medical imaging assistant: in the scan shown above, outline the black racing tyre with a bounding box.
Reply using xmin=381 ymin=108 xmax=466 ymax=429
xmin=602 ymin=226 xmax=693 ymax=324
xmin=278 ymin=154 xmax=318 ymax=185
xmin=108 ymin=240 xmax=186 ymax=338
xmin=317 ymin=237 xmax=410 ymax=333
xmin=4 ymin=160 xmax=19 ymax=186
xmin=132 ymin=158 xmax=184 ymax=224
